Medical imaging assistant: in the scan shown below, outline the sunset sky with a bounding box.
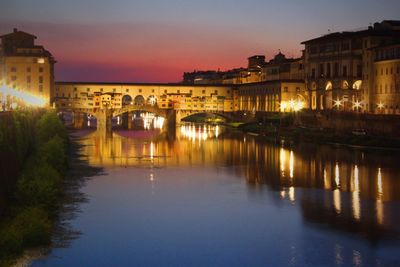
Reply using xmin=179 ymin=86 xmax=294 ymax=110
xmin=1 ymin=0 xmax=400 ymax=82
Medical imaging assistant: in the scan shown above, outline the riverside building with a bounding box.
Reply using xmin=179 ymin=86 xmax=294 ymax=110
xmin=0 ymin=28 xmax=55 ymax=107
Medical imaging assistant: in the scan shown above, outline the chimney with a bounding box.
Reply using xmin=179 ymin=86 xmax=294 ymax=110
xmin=13 ymin=28 xmax=18 ymax=33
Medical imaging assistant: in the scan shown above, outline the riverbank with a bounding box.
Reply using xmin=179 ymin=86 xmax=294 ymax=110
xmin=0 ymin=110 xmax=69 ymax=266
xmin=226 ymin=121 xmax=400 ymax=150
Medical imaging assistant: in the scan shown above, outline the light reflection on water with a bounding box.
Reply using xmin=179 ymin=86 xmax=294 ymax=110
xmin=31 ymin=125 xmax=400 ymax=267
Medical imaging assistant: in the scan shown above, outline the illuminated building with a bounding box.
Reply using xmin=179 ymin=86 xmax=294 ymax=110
xmin=372 ymin=42 xmax=400 ymax=114
xmin=0 ymin=28 xmax=55 ymax=107
xmin=302 ymin=20 xmax=400 ymax=113
xmin=238 ymin=80 xmax=307 ymax=113
xmin=54 ymin=82 xmax=239 ymax=122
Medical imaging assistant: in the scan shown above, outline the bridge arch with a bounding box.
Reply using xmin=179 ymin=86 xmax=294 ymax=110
xmin=179 ymin=111 xmax=231 ymax=124
xmin=134 ymin=95 xmax=145 ymax=105
xmin=122 ymin=95 xmax=133 ymax=106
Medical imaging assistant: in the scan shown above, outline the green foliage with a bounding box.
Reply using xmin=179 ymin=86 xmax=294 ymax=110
xmin=0 ymin=207 xmax=51 ymax=260
xmin=36 ymin=110 xmax=67 ymax=145
xmin=0 ymin=109 xmax=69 ymax=265
xmin=39 ymin=135 xmax=67 ymax=175
xmin=17 ymin=163 xmax=62 ymax=211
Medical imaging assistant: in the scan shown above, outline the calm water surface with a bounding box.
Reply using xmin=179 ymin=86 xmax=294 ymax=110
xmin=31 ymin=125 xmax=400 ymax=267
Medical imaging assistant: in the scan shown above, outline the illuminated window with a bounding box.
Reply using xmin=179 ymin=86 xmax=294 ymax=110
xmin=37 ymin=58 xmax=45 ymax=64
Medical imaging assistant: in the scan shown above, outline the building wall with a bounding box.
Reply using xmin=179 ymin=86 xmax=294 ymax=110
xmin=372 ymin=59 xmax=400 ymax=114
xmin=238 ymin=81 xmax=307 ymax=113
xmin=1 ymin=55 xmax=52 ymax=103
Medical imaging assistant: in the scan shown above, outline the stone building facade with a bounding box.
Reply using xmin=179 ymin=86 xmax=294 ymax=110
xmin=0 ymin=28 xmax=55 ymax=107
xmin=302 ymin=21 xmax=400 ymax=113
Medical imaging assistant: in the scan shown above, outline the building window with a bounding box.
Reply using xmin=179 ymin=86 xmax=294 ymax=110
xmin=39 ymin=76 xmax=43 ymax=83
xmin=311 ymin=68 xmax=315 ymax=79
xmin=74 ymin=87 xmax=77 ymax=91
xmin=11 ymin=76 xmax=17 ymax=81
xmin=284 ymin=87 xmax=288 ymax=92
xmin=126 ymin=89 xmax=129 ymax=93
xmin=11 ymin=67 xmax=17 ymax=72
xmin=87 ymin=88 xmax=90 ymax=92
xmin=326 ymin=63 xmax=331 ymax=78
xmin=177 ymin=90 xmax=180 ymax=94
xmin=152 ymin=89 xmax=155 ymax=93
xmin=342 ymin=66 xmax=347 ymax=77
xmin=27 ymin=67 xmax=31 ymax=72
xmin=357 ymin=65 xmax=362 ymax=77
xmin=202 ymin=90 xmax=206 ymax=94
xmin=139 ymin=89 xmax=142 ymax=93
xmin=164 ymin=89 xmax=167 ymax=94
xmin=214 ymin=90 xmax=218 ymax=95
xmin=39 ymin=67 xmax=44 ymax=73
xmin=296 ymin=87 xmax=300 ymax=92
xmin=113 ymin=88 xmax=116 ymax=92
xmin=319 ymin=64 xmax=324 ymax=77
xmin=100 ymin=88 xmax=103 ymax=92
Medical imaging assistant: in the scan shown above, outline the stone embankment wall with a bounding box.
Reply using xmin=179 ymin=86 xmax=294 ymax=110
xmin=297 ymin=111 xmax=400 ymax=136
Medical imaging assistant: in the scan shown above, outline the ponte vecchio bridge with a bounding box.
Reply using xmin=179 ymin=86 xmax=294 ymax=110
xmin=54 ymin=82 xmax=239 ymax=131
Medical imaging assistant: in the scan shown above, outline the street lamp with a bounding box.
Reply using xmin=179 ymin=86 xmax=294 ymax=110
xmin=333 ymin=98 xmax=343 ymax=110
xmin=377 ymin=102 xmax=384 ymax=114
xmin=353 ymin=100 xmax=362 ymax=111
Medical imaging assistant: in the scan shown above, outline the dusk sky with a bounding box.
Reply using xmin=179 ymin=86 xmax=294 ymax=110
xmin=1 ymin=0 xmax=400 ymax=83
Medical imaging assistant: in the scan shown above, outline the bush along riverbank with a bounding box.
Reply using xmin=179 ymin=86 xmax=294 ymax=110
xmin=0 ymin=110 xmax=68 ymax=267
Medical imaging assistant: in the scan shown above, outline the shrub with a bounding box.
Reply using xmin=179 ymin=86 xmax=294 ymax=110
xmin=39 ymin=135 xmax=67 ymax=175
xmin=17 ymin=163 xmax=62 ymax=210
xmin=36 ymin=111 xmax=67 ymax=145
xmin=0 ymin=207 xmax=51 ymax=259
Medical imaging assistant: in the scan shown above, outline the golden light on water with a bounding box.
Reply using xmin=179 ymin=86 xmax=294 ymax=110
xmin=0 ymin=85 xmax=47 ymax=107
xmin=280 ymin=147 xmax=286 ymax=175
xmin=334 ymin=189 xmax=341 ymax=214
xmin=289 ymin=150 xmax=294 ymax=179
xmin=352 ymin=165 xmax=361 ymax=220
xmin=335 ymin=163 xmax=340 ymax=188
xmin=179 ymin=124 xmax=220 ymax=140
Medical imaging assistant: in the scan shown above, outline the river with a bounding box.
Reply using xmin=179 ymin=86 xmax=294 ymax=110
xmin=30 ymin=124 xmax=400 ymax=267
